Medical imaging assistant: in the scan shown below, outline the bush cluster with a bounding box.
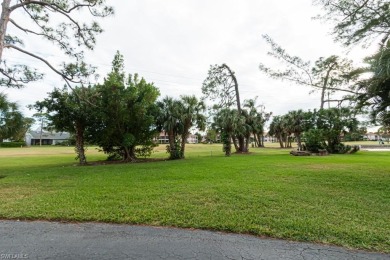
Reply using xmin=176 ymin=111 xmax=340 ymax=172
xmin=0 ymin=142 xmax=25 ymax=148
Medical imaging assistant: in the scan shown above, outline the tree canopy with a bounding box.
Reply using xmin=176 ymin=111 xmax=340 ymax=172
xmin=315 ymin=0 xmax=390 ymax=127
xmin=270 ymin=108 xmax=359 ymax=153
xmin=156 ymin=95 xmax=206 ymax=160
xmin=202 ymin=63 xmax=250 ymax=153
xmin=259 ymin=35 xmax=358 ymax=109
xmin=91 ymin=52 xmax=160 ymax=162
xmin=314 ymin=0 xmax=390 ymax=47
xmin=33 ymin=86 xmax=98 ymax=164
xmin=0 ymin=92 xmax=23 ymax=141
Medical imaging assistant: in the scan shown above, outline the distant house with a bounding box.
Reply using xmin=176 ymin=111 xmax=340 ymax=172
xmin=364 ymin=132 xmax=380 ymax=141
xmin=263 ymin=132 xmax=277 ymax=142
xmin=186 ymin=134 xmax=198 ymax=144
xmin=155 ymin=132 xmax=198 ymax=144
xmin=25 ymin=130 xmax=71 ymax=146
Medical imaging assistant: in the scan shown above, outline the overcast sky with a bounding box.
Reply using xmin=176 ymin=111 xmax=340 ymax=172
xmin=3 ymin=0 xmax=372 ymax=122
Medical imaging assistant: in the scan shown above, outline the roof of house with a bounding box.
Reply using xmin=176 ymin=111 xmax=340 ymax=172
xmin=27 ymin=130 xmax=71 ymax=140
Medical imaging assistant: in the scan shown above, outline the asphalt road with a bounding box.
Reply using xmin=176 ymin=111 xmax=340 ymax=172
xmin=0 ymin=220 xmax=388 ymax=260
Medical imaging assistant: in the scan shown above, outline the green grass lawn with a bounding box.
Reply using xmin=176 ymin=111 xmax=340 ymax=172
xmin=0 ymin=144 xmax=389 ymax=252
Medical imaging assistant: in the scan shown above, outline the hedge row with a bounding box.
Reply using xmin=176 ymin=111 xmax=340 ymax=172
xmin=0 ymin=142 xmax=26 ymax=148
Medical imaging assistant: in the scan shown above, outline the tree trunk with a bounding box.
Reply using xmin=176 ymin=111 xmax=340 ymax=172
xmin=278 ymin=135 xmax=284 ymax=148
xmin=225 ymin=133 xmax=232 ymax=156
xmin=180 ymin=132 xmax=188 ymax=159
xmin=245 ymin=135 xmax=250 ymax=151
xmin=75 ymin=124 xmax=87 ymax=165
xmin=237 ymin=135 xmax=246 ymax=152
xmin=222 ymin=64 xmax=247 ymax=153
xmin=257 ymin=134 xmax=263 ymax=147
xmin=222 ymin=64 xmax=241 ymax=113
xmin=0 ymin=0 xmax=11 ymax=61
xmin=123 ymin=146 xmax=131 ymax=161
xmin=39 ymin=118 xmax=43 ymax=146
xmin=168 ymin=130 xmax=179 ymax=159
xmin=320 ymin=63 xmax=337 ymax=110
xmin=296 ymin=133 xmax=302 ymax=151
xmin=232 ymin=135 xmax=239 ymax=151
xmin=254 ymin=133 xmax=260 ymax=147
xmin=129 ymin=146 xmax=136 ymax=160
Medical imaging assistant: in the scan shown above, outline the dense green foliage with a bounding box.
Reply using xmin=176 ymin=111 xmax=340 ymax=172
xmin=202 ymin=64 xmax=249 ymax=153
xmin=314 ymin=108 xmax=358 ymax=153
xmin=270 ymin=108 xmax=358 ymax=153
xmin=0 ymin=93 xmax=23 ymax=141
xmin=211 ymin=100 xmax=271 ymax=156
xmin=156 ymin=95 xmax=206 ymax=159
xmin=213 ymin=108 xmax=243 ymax=156
xmin=0 ymin=141 xmax=25 ymax=147
xmin=316 ymin=0 xmax=390 ymax=129
xmin=315 ymin=0 xmax=390 ymax=47
xmin=92 ymin=52 xmax=160 ymax=162
xmin=355 ymin=48 xmax=390 ymax=127
xmin=34 ymin=52 xmax=164 ymax=163
xmin=243 ymin=98 xmax=271 ymax=148
xmin=0 ymin=145 xmax=388 ymax=252
xmin=34 ymin=86 xmax=97 ymax=164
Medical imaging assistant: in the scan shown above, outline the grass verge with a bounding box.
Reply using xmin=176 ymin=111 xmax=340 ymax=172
xmin=0 ymin=144 xmax=389 ymax=252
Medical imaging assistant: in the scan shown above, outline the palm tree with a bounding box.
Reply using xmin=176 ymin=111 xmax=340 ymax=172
xmin=284 ymin=110 xmax=308 ymax=150
xmin=156 ymin=95 xmax=206 ymax=160
xmin=356 ymin=47 xmax=390 ymax=127
xmin=269 ymin=116 xmax=285 ymax=148
xmin=178 ymin=95 xmax=206 ymax=158
xmin=213 ymin=108 xmax=244 ymax=156
xmin=243 ymin=98 xmax=271 ymax=148
xmin=156 ymin=96 xmax=182 ymax=159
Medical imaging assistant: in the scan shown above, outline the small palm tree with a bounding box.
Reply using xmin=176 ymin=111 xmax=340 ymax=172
xmin=269 ymin=116 xmax=285 ymax=148
xmin=156 ymin=96 xmax=182 ymax=159
xmin=178 ymin=95 xmax=206 ymax=158
xmin=156 ymin=95 xmax=206 ymax=159
xmin=214 ymin=108 xmax=244 ymax=156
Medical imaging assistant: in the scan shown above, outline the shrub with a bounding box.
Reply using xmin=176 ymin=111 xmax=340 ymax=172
xmin=0 ymin=142 xmax=25 ymax=148
xmin=302 ymin=129 xmax=325 ymax=153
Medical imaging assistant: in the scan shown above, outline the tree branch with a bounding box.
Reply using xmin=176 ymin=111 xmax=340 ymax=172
xmin=5 ymin=44 xmax=78 ymax=86
xmin=9 ymin=18 xmax=74 ymax=55
xmin=10 ymin=1 xmax=98 ymax=13
xmin=342 ymin=0 xmax=370 ymax=21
